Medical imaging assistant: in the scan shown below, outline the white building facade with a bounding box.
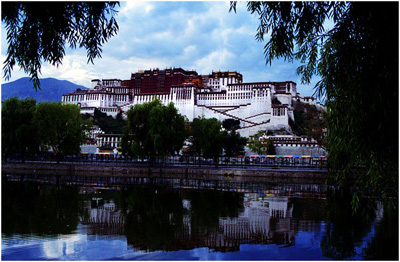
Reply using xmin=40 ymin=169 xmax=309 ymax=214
xmin=62 ymin=69 xmax=323 ymax=137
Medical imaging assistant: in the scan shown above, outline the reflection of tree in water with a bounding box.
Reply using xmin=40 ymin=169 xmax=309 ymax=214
xmin=289 ymin=198 xmax=328 ymax=241
xmin=186 ymin=190 xmax=244 ymax=232
xmin=185 ymin=190 xmax=245 ymax=251
xmin=2 ymin=180 xmax=82 ymax=236
xmin=286 ymin=189 xmax=397 ymax=260
xmin=291 ymin=198 xmax=328 ymax=222
xmin=8 ymin=179 xmax=393 ymax=259
xmin=117 ymin=187 xmax=244 ymax=252
xmin=118 ymin=186 xmax=185 ymax=251
xmin=320 ymin=190 xmax=376 ymax=260
xmin=362 ymin=201 xmax=398 ymax=260
xmin=95 ymin=187 xmax=325 ymax=252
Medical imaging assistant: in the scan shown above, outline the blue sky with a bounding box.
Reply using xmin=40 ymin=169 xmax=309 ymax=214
xmin=1 ymin=1 xmax=320 ymax=97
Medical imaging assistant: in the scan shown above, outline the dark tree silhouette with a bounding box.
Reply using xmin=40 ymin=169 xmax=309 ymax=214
xmin=231 ymin=2 xmax=398 ymax=202
xmin=190 ymin=117 xmax=223 ymax=161
xmin=222 ymin=130 xmax=247 ymax=157
xmin=2 ymin=97 xmax=39 ymax=160
xmin=222 ymin=118 xmax=240 ymax=131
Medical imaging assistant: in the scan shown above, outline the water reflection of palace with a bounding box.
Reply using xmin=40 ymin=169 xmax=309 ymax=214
xmin=179 ymin=195 xmax=295 ymax=251
xmin=81 ymin=200 xmax=125 ymax=235
xmin=81 ymin=192 xmax=298 ymax=251
xmin=2 ymin=178 xmax=394 ymax=260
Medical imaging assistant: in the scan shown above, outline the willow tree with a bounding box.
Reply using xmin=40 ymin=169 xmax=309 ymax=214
xmin=121 ymin=99 xmax=187 ymax=161
xmin=231 ymin=2 xmax=398 ymax=202
xmin=33 ymin=103 xmax=87 ymax=155
xmin=2 ymin=2 xmax=119 ymax=90
xmin=2 ymin=97 xmax=40 ymax=159
xmin=191 ymin=117 xmax=223 ymax=161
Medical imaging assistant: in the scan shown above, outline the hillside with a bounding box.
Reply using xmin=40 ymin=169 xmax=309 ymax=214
xmin=1 ymin=77 xmax=88 ymax=102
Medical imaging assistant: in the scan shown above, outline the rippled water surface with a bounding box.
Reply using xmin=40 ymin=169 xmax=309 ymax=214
xmin=2 ymin=174 xmax=398 ymax=260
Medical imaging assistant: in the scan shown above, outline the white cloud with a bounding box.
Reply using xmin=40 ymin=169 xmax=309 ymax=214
xmin=119 ymin=1 xmax=154 ymax=17
xmin=31 ymin=53 xmax=97 ymax=86
xmin=1 ymin=1 xmax=316 ymax=97
xmin=119 ymin=56 xmax=170 ymax=73
xmin=182 ymin=45 xmax=198 ymax=59
xmin=192 ymin=48 xmax=236 ymax=74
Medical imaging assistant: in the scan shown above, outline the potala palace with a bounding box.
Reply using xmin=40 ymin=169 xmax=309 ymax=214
xmin=62 ymin=68 xmax=324 ymax=139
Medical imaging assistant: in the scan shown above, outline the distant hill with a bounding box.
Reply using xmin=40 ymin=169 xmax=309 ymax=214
xmin=1 ymin=77 xmax=88 ymax=102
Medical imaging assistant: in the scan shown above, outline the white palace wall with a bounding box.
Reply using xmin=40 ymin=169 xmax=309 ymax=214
xmin=274 ymin=93 xmax=292 ymax=105
xmin=62 ymin=76 xmax=324 ymax=138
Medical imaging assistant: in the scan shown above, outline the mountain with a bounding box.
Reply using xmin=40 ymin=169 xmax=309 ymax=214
xmin=1 ymin=77 xmax=88 ymax=102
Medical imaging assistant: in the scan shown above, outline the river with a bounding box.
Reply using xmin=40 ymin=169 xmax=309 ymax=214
xmin=1 ymin=173 xmax=397 ymax=260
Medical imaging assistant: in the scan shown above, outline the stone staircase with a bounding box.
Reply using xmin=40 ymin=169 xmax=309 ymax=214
xmin=222 ymin=103 xmax=251 ymax=113
xmin=203 ymin=105 xmax=272 ymax=132
xmin=237 ymin=119 xmax=270 ymax=130
xmin=203 ymin=105 xmax=272 ymax=130
xmin=245 ymin=111 xmax=271 ymax=120
xmin=203 ymin=105 xmax=258 ymax=126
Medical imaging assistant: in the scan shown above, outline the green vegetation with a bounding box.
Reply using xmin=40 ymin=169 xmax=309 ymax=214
xmin=190 ymin=117 xmax=223 ymax=161
xmin=2 ymin=2 xmax=119 ymax=89
xmin=188 ymin=117 xmax=248 ymax=159
xmin=121 ymin=99 xmax=187 ymax=160
xmin=83 ymin=108 xmax=126 ymax=134
xmin=220 ymin=118 xmax=247 ymax=157
xmin=222 ymin=130 xmax=247 ymax=157
xmin=222 ymin=118 xmax=240 ymax=131
xmin=231 ymin=2 xmax=398 ymax=200
xmin=2 ymin=97 xmax=39 ymax=159
xmin=33 ymin=102 xmax=88 ymax=155
xmin=220 ymin=119 xmax=247 ymax=157
xmin=190 ymin=117 xmax=247 ymax=161
xmin=2 ymin=98 xmax=246 ymax=161
xmin=289 ymin=103 xmax=325 ymax=145
xmin=247 ymin=130 xmax=275 ymax=155
xmin=2 ymin=98 xmax=88 ymax=158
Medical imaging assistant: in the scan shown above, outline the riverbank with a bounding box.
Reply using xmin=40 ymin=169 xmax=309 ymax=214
xmin=2 ymin=162 xmax=329 ymax=184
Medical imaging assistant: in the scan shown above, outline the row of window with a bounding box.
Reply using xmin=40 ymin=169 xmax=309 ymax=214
xmin=270 ymin=137 xmax=313 ymax=142
xmin=229 ymin=84 xmax=269 ymax=91
xmin=228 ymin=93 xmax=252 ymax=100
xmin=209 ymin=77 xmax=239 ymax=86
xmin=197 ymin=92 xmax=271 ymax=101
xmin=106 ymin=87 xmax=129 ymax=94
xmin=270 ymin=138 xmax=314 ymax=143
xmin=273 ymin=108 xmax=286 ymax=116
xmin=98 ymin=136 xmax=121 ymax=142
xmin=98 ymin=142 xmax=119 ymax=148
xmin=64 ymin=94 xmax=129 ymax=102
xmin=114 ymin=95 xmax=128 ymax=101
xmin=175 ymin=91 xmax=192 ymax=100
xmin=274 ymin=143 xmax=319 ymax=148
xmin=135 ymin=95 xmax=157 ymax=102
xmin=100 ymin=108 xmax=118 ymax=112
xmin=228 ymin=86 xmax=252 ymax=92
xmin=63 ymin=95 xmax=84 ymax=102
xmin=132 ymin=88 xmax=141 ymax=94
xmin=198 ymin=94 xmax=226 ymax=100
xmin=102 ymin=80 xmax=121 ymax=86
xmin=253 ymin=89 xmax=268 ymax=97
